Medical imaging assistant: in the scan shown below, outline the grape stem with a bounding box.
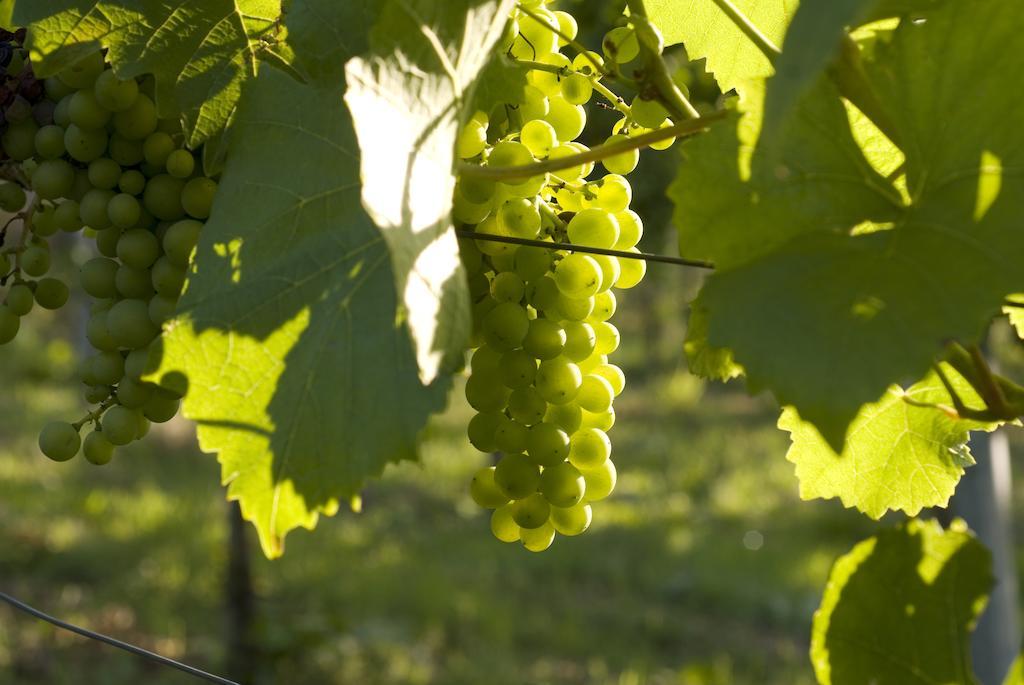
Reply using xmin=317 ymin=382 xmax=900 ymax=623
xmin=512 ymin=59 xmax=632 ymax=116
xmin=454 ymin=229 xmax=714 ymax=269
xmin=624 ymin=0 xmax=701 ymax=120
xmin=73 ymin=396 xmax=117 ymax=431
xmin=458 ymin=110 xmax=726 ymax=181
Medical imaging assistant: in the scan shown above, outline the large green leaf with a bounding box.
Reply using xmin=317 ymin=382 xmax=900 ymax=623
xmin=672 ymin=0 xmax=1024 ymax=447
xmin=13 ymin=0 xmax=284 ymax=148
xmin=344 ymin=0 xmax=513 ymax=384
xmin=149 ymin=67 xmax=448 ymax=558
xmin=683 ymin=298 xmax=743 ymax=381
xmin=1005 ymin=296 xmax=1024 ymax=340
xmin=286 ymin=0 xmax=378 ymax=85
xmin=646 ymin=0 xmax=794 ymax=100
xmin=781 ymin=364 xmax=997 ymax=519
xmin=811 ymin=519 xmax=992 ymax=684
xmin=1005 ymin=655 xmax=1024 ymax=685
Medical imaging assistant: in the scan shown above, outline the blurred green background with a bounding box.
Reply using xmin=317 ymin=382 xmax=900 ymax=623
xmin=3 ymin=2 xmax=1024 ymax=684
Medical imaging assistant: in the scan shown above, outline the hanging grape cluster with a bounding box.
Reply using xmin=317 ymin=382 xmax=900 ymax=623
xmin=457 ymin=2 xmax=677 ymax=551
xmin=0 ymin=43 xmax=216 ymax=465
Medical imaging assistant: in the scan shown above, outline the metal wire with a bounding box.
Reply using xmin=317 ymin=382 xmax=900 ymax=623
xmin=0 ymin=591 xmax=241 ymax=685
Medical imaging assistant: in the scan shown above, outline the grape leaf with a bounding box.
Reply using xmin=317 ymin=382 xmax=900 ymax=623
xmin=1005 ymin=655 xmax=1024 ymax=685
xmin=684 ymin=299 xmax=742 ymax=381
xmin=286 ymin=0 xmax=379 ymax=85
xmin=780 ymin=364 xmax=997 ymax=519
xmin=1005 ymin=296 xmax=1024 ymax=340
xmin=811 ymin=519 xmax=992 ymax=685
xmin=646 ymin=0 xmax=794 ymax=100
xmin=344 ymin=0 xmax=515 ymax=384
xmin=149 ymin=67 xmax=448 ymax=558
xmin=0 ymin=1 xmax=12 ymax=28
xmin=13 ymin=0 xmax=284 ymax=148
xmin=671 ymin=0 xmax=1024 ymax=447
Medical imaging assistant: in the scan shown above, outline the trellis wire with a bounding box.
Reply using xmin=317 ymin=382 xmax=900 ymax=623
xmin=0 ymin=591 xmax=240 ymax=685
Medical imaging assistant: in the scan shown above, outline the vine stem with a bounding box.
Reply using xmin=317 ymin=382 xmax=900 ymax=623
xmin=624 ymin=0 xmax=701 ymax=120
xmin=459 ymin=110 xmax=726 ymax=181
xmin=455 ymin=229 xmax=714 ymax=269
xmin=706 ymin=0 xmax=781 ymax=62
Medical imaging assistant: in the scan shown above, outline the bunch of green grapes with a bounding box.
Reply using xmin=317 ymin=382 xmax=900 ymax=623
xmin=454 ymin=3 xmax=672 ymax=551
xmin=0 ymin=45 xmax=216 ymax=465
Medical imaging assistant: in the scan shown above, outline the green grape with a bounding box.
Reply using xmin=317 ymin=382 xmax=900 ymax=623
xmin=142 ymin=388 xmax=181 ymax=423
xmin=52 ymin=96 xmax=73 ymax=127
xmin=464 ymin=372 xmax=510 ymax=413
xmin=162 ymin=219 xmax=202 ymax=268
xmin=80 ymin=257 xmax=119 ymax=298
xmin=34 ymin=278 xmax=69 ymax=310
xmin=31 ymin=206 xmax=59 ymax=238
xmin=497 ymin=349 xmax=535 ymax=389
xmin=143 ymin=133 xmax=176 ymax=168
xmin=545 ymin=402 xmax=582 ymax=434
xmin=86 ymin=310 xmax=118 ymax=351
xmin=88 ymin=157 xmax=121 ymax=189
xmin=539 ymin=461 xmax=585 ymax=507
xmin=552 ymin=9 xmax=578 ymax=44
xmin=117 ymin=228 xmax=159 ymax=268
xmin=21 ymin=246 xmax=50 ymax=277
xmin=561 ymin=321 xmax=596 ymax=362
xmin=520 ymin=521 xmax=556 ymax=552
xmin=572 ymin=50 xmax=604 ymax=76
xmin=91 ymin=351 xmax=125 ymax=385
xmin=54 ymin=201 xmax=84 ymax=233
xmin=526 ymin=53 xmax=571 ymax=97
xmin=535 ymin=357 xmax=582 ymax=404
xmin=490 ymin=271 xmax=525 ymax=303
xmin=592 ymin=174 xmax=632 ymax=213
xmin=64 ymin=124 xmax=108 ymax=163
xmin=549 ymin=143 xmax=587 ymax=183
xmin=544 ymin=96 xmax=586 ymax=141
xmin=560 ymin=73 xmax=593 ymax=105
xmin=148 ymin=294 xmax=179 ymax=325
xmin=615 ymin=250 xmax=646 ymax=288
xmin=593 ymin=321 xmax=620 ymax=355
xmin=136 ymin=415 xmax=152 ymax=440
xmin=491 ymin=251 xmax=516 ymax=273
xmin=470 ymin=344 xmax=503 ymax=376
xmin=519 ymin=85 xmax=549 ymax=121
xmin=68 ymin=170 xmax=93 ymax=203
xmin=460 ymin=174 xmax=496 ymax=205
xmin=508 ymin=387 xmax=547 ymax=426
xmin=107 ymin=298 xmax=159 ymax=349
xmin=590 ymin=290 xmax=616 ymax=322
xmin=0 ymin=182 xmax=26 ymax=212
xmin=101 ymin=406 xmax=140 ymax=446
xmin=523 ymin=317 xmax=565 ymax=360
xmin=472 ymin=217 xmax=511 ymax=257
xmin=181 ymin=177 xmax=217 ymax=219
xmin=513 ymin=246 xmax=551 ymax=282
xmin=613 ymin=210 xmax=642 ymax=249
xmin=468 ymin=411 xmax=502 ymax=452
xmin=166 ymin=149 xmax=195 ymax=179
xmin=94 ymin=69 xmax=139 ymax=112
xmin=591 ymin=254 xmax=620 ymax=292
xmin=512 ymin=493 xmax=551 ymax=529
xmin=512 ymin=7 xmax=559 ymax=58
xmin=116 ymin=264 xmax=155 ymax=299
xmin=496 ymin=198 xmax=542 ymax=239
xmin=45 ymin=77 xmax=75 ymax=101
xmin=567 ymin=209 xmax=619 ymax=249
xmin=2 ymin=120 xmax=39 ymax=160
xmin=58 ymin=51 xmax=105 ymax=89
xmin=80 ymin=188 xmax=115 ymax=229
xmin=630 ymin=96 xmax=668 ymax=128
xmin=554 ymin=253 xmax=601 ymax=299
xmin=453 ymin=190 xmax=491 ymax=225
xmin=144 ymin=174 xmax=186 ymax=221
xmin=107 ymin=194 xmax=142 ymax=231
xmin=31 ymin=159 xmax=75 ymax=200
xmin=601 ymin=135 xmax=639 ymax=175
xmin=577 ymin=374 xmax=614 ymax=413
xmin=39 ymin=422 xmax=81 ymax=462
xmin=580 ymin=406 xmax=615 ymax=432
xmin=489 ymin=140 xmax=533 ymax=167
xmin=592 ymin=363 xmax=625 ymax=396
xmin=113 ymin=94 xmax=158 ymax=140
xmin=527 ymin=275 xmax=560 ymax=312
xmin=34 ymin=125 xmax=67 ymax=159
xmin=603 ymin=26 xmax=640 ymax=64
xmin=471 ymin=466 xmax=511 ymax=508
xmin=494 ymin=417 xmax=529 ymax=453
xmin=108 ymin=134 xmax=145 ymax=166
xmin=491 ymin=505 xmax=521 ymax=543
xmin=6 ymin=283 xmax=34 ymax=316
xmin=119 ymin=169 xmax=147 ymax=196
xmin=116 ymin=377 xmax=154 ymax=409
xmin=83 ymin=431 xmax=115 ymax=466
xmin=0 ymin=306 xmax=19 ymax=344
xmin=151 ymin=257 xmax=186 ymax=298
xmin=456 ymin=119 xmax=487 ymax=159
xmin=68 ymin=89 xmax=112 ymax=129
xmin=582 ymin=459 xmax=617 ymax=502
xmin=551 ymin=502 xmax=592 ymax=536
xmin=556 ymin=293 xmax=594 ymax=321
xmin=494 ymin=452 xmax=540 ymax=500
xmin=569 ymin=427 xmax=611 ymax=469
xmin=482 ymin=301 xmax=529 ymax=350
xmin=84 ymin=385 xmax=111 ymax=404
xmin=520 ymin=118 xmax=558 ymax=158
xmin=124 ymin=346 xmax=154 ymax=380
xmin=525 ymin=422 xmax=570 ymax=467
